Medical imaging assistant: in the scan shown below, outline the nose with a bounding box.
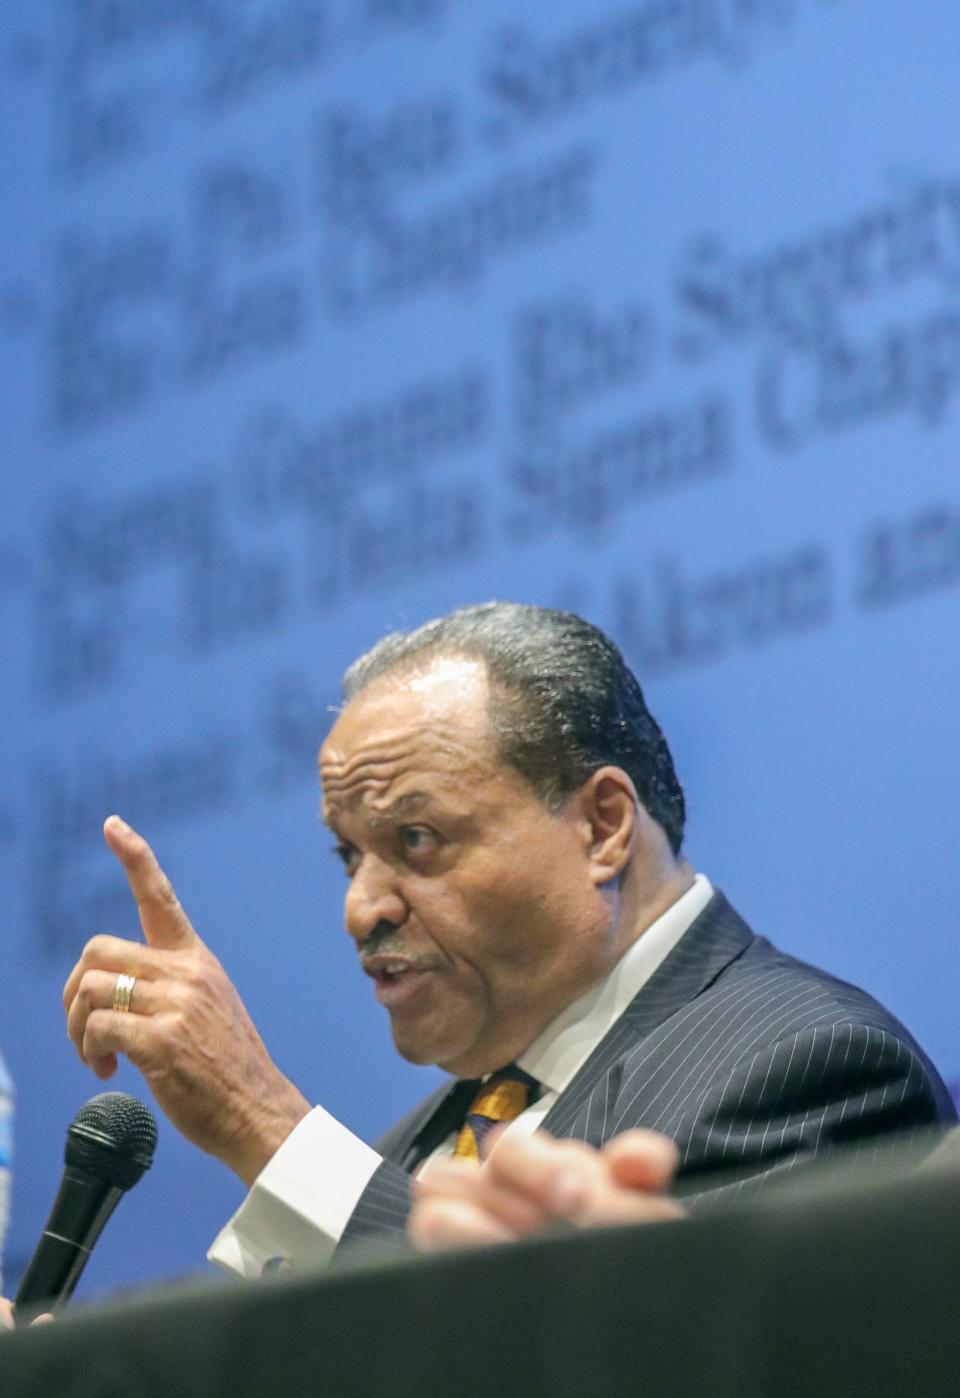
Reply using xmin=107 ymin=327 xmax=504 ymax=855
xmin=344 ymin=853 xmax=408 ymax=947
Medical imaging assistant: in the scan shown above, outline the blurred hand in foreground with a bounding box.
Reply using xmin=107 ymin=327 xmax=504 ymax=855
xmin=409 ymin=1128 xmax=685 ymax=1252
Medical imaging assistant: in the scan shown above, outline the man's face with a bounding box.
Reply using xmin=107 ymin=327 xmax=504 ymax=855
xmin=320 ymin=659 xmax=613 ymax=1078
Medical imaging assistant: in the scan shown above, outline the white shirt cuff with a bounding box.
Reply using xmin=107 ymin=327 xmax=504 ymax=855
xmin=207 ymin=1106 xmax=382 ymax=1279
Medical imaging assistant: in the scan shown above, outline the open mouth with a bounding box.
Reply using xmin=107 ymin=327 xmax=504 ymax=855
xmin=366 ymin=959 xmax=431 ymax=1007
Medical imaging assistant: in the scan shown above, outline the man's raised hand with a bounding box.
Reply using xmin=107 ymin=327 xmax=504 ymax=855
xmin=62 ymin=817 xmax=311 ymax=1186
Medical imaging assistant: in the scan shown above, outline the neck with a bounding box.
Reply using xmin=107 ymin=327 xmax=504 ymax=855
xmin=614 ymin=856 xmax=696 ymax=960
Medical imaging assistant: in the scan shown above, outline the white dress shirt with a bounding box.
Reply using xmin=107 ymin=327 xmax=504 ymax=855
xmin=208 ymin=874 xmax=713 ymax=1277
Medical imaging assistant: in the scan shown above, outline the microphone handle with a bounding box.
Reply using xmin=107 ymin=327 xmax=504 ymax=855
xmin=14 ymin=1167 xmax=122 ymax=1315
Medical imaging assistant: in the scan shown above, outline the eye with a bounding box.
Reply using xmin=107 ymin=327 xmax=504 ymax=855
xmin=399 ymin=826 xmax=437 ymax=857
xmin=331 ymin=841 xmax=359 ymax=876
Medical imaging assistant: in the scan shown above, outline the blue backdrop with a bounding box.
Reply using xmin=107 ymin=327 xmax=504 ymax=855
xmin=1 ymin=0 xmax=958 ymax=1301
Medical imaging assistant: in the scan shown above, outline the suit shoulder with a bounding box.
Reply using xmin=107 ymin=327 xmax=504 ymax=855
xmin=699 ymin=936 xmax=955 ymax=1125
xmin=714 ymin=932 xmax=928 ymax=1045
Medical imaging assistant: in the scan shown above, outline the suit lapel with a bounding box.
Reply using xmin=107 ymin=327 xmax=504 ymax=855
xmin=541 ymin=891 xmax=754 ymax=1141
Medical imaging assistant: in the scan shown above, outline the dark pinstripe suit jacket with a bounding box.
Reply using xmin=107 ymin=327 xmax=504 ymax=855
xmin=340 ymin=891 xmax=956 ymax=1247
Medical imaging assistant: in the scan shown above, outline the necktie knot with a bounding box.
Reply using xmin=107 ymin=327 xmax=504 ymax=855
xmin=452 ymin=1065 xmax=537 ymax=1164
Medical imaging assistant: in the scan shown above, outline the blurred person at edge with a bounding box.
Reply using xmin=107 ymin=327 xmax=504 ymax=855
xmin=13 ymin=604 xmax=960 ymax=1292
xmin=0 ymin=1049 xmax=11 ymax=1290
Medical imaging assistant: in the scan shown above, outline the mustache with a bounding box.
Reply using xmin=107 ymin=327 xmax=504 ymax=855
xmin=359 ymin=920 xmax=420 ymax=969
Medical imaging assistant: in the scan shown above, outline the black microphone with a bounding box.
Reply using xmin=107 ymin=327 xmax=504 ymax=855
xmin=14 ymin=1091 xmax=158 ymax=1316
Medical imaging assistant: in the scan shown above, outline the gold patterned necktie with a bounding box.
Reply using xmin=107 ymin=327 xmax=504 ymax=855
xmin=452 ymin=1065 xmax=538 ymax=1164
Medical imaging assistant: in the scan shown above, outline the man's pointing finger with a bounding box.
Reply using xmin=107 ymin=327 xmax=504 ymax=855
xmin=103 ymin=815 xmax=200 ymax=952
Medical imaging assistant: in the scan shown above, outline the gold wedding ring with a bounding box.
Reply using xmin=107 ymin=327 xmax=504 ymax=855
xmin=112 ymin=973 xmax=136 ymax=1014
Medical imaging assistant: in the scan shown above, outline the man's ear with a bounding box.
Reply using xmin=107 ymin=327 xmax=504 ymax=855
xmin=576 ymin=767 xmax=639 ymax=885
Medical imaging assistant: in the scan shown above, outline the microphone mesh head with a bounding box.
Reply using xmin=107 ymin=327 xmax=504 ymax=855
xmin=66 ymin=1092 xmax=158 ymax=1191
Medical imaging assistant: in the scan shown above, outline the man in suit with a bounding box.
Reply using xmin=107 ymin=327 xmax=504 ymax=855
xmin=61 ymin=603 xmax=955 ymax=1276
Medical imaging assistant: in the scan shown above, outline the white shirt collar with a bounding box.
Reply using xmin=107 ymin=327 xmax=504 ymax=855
xmin=516 ymin=874 xmax=714 ymax=1096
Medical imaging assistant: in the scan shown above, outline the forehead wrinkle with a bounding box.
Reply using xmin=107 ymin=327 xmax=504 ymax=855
xmin=321 ymin=746 xmax=424 ymax=796
xmin=321 ymin=750 xmax=464 ymax=822
xmin=322 ymin=736 xmax=432 ymax=780
xmin=320 ymin=678 xmax=499 ymax=827
xmin=356 ymin=791 xmax=434 ymax=830
xmin=321 ymin=722 xmax=493 ymax=790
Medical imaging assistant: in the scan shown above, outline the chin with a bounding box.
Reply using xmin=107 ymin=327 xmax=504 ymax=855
xmin=391 ymin=1029 xmax=449 ymax=1069
xmin=391 ymin=1015 xmax=493 ymax=1077
xmin=435 ymin=1044 xmax=508 ymax=1079
xmin=394 ymin=1037 xmax=480 ymax=1078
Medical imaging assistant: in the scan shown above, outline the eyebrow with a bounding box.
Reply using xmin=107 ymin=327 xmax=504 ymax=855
xmin=323 ymin=790 xmax=435 ymax=830
xmin=367 ymin=792 xmax=433 ymax=826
